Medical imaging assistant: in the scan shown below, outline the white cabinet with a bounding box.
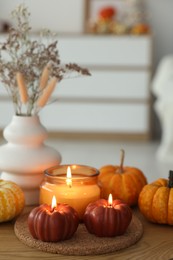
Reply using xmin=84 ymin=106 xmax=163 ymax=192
xmin=40 ymin=35 xmax=152 ymax=139
xmin=0 ymin=34 xmax=152 ymax=139
xmin=57 ymin=35 xmax=151 ymax=66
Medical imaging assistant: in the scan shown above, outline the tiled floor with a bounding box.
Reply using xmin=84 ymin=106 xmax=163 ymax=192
xmin=45 ymin=137 xmax=173 ymax=183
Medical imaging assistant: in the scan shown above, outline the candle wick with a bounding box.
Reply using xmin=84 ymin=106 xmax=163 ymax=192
xmin=66 ymin=178 xmax=72 ymax=188
xmin=50 ymin=207 xmax=55 ymax=213
xmin=108 ymin=201 xmax=113 ymax=208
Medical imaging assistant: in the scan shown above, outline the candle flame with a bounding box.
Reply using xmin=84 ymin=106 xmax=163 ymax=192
xmin=66 ymin=166 xmax=72 ymax=188
xmin=51 ymin=195 xmax=57 ymax=210
xmin=108 ymin=194 xmax=113 ymax=207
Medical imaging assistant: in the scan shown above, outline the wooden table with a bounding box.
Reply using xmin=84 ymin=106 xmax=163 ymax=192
xmin=0 ymin=207 xmax=173 ymax=260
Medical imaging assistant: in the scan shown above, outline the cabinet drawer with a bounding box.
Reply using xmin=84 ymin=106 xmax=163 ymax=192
xmin=0 ymin=70 xmax=150 ymax=100
xmin=57 ymin=35 xmax=151 ymax=67
xmin=0 ymin=100 xmax=149 ymax=136
xmin=40 ymin=102 xmax=149 ymax=133
xmin=56 ymin=70 xmax=150 ymax=99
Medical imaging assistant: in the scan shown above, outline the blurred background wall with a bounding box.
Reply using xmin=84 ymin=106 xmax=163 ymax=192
xmin=0 ymin=0 xmax=173 ymax=71
xmin=0 ymin=0 xmax=173 ymax=139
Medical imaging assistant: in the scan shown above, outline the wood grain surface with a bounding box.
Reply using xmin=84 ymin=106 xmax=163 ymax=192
xmin=0 ymin=207 xmax=173 ymax=260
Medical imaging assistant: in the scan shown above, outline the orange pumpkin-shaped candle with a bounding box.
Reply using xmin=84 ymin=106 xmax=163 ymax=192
xmin=28 ymin=196 xmax=79 ymax=242
xmin=83 ymin=194 xmax=132 ymax=237
xmin=98 ymin=150 xmax=147 ymax=206
xmin=138 ymin=171 xmax=173 ymax=225
xmin=0 ymin=179 xmax=25 ymax=222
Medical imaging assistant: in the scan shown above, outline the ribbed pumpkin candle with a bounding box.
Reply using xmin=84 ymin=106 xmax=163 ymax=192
xmin=28 ymin=196 xmax=79 ymax=242
xmin=83 ymin=194 xmax=132 ymax=237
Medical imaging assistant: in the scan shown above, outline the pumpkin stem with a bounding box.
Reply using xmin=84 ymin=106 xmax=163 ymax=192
xmin=118 ymin=149 xmax=125 ymax=173
xmin=168 ymin=170 xmax=173 ymax=188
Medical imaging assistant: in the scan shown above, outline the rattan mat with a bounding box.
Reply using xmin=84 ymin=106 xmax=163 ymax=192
xmin=14 ymin=213 xmax=143 ymax=255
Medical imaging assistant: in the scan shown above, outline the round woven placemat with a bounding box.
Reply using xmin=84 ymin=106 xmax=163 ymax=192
xmin=14 ymin=213 xmax=143 ymax=256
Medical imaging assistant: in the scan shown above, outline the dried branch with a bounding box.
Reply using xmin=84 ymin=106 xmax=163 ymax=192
xmin=0 ymin=4 xmax=91 ymax=116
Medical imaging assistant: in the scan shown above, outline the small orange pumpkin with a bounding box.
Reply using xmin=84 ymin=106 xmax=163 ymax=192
xmin=99 ymin=6 xmax=116 ymax=20
xmin=138 ymin=171 xmax=173 ymax=225
xmin=130 ymin=23 xmax=150 ymax=35
xmin=98 ymin=150 xmax=147 ymax=206
xmin=0 ymin=179 xmax=25 ymax=222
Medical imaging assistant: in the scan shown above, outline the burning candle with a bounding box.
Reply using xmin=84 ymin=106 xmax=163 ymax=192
xmin=66 ymin=166 xmax=72 ymax=187
xmin=108 ymin=193 xmax=113 ymax=207
xmin=28 ymin=196 xmax=79 ymax=242
xmin=83 ymin=194 xmax=132 ymax=237
xmin=39 ymin=164 xmax=101 ymax=220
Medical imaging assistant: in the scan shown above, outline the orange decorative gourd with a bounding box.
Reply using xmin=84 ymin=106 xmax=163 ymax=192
xmin=98 ymin=150 xmax=147 ymax=206
xmin=131 ymin=23 xmax=150 ymax=35
xmin=138 ymin=171 xmax=173 ymax=225
xmin=99 ymin=6 xmax=116 ymax=19
xmin=0 ymin=179 xmax=25 ymax=222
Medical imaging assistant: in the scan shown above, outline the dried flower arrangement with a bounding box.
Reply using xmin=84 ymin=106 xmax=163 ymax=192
xmin=0 ymin=4 xmax=90 ymax=116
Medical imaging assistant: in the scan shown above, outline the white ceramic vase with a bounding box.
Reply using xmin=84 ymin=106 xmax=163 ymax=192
xmin=0 ymin=115 xmax=61 ymax=205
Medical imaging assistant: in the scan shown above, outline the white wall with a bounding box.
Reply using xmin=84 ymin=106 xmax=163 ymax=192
xmin=145 ymin=0 xmax=173 ymax=70
xmin=145 ymin=0 xmax=173 ymax=138
xmin=0 ymin=0 xmax=173 ymax=68
xmin=0 ymin=0 xmax=173 ymax=69
xmin=0 ymin=0 xmax=172 ymax=139
xmin=0 ymin=0 xmax=85 ymax=33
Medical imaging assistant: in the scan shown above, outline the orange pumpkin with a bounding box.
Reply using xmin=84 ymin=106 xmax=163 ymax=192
xmin=0 ymin=179 xmax=25 ymax=222
xmin=98 ymin=150 xmax=147 ymax=206
xmin=130 ymin=23 xmax=150 ymax=35
xmin=138 ymin=171 xmax=173 ymax=225
xmin=99 ymin=6 xmax=116 ymax=20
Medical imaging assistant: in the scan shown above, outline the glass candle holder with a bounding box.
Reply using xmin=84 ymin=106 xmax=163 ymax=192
xmin=39 ymin=164 xmax=101 ymax=220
